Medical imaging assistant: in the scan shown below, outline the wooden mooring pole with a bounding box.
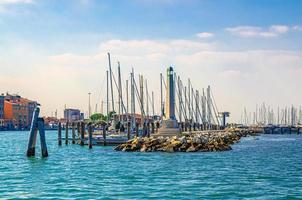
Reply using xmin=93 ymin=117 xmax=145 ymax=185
xmin=27 ymin=107 xmax=39 ymax=157
xmin=77 ymin=122 xmax=81 ymax=138
xmin=102 ymin=123 xmax=107 ymax=146
xmin=135 ymin=122 xmax=139 ymax=137
xmin=65 ymin=121 xmax=69 ymax=145
xmin=147 ymin=122 xmax=150 ymax=137
xmin=127 ymin=121 xmax=131 ymax=140
xmin=151 ymin=122 xmax=155 ymax=134
xmin=58 ymin=122 xmax=62 ymax=146
xmin=80 ymin=122 xmax=85 ymax=146
xmin=37 ymin=118 xmax=48 ymax=157
xmin=72 ymin=122 xmax=75 ymax=144
xmin=143 ymin=122 xmax=147 ymax=137
xmin=27 ymin=107 xmax=48 ymax=157
xmin=88 ymin=123 xmax=93 ymax=149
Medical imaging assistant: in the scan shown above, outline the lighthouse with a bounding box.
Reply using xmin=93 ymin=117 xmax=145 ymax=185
xmin=157 ymin=66 xmax=180 ymax=136
xmin=165 ymin=66 xmax=176 ymax=120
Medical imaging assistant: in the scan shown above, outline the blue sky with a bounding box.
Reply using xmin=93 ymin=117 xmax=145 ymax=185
xmin=0 ymin=0 xmax=302 ymax=122
xmin=1 ymin=0 xmax=302 ymax=50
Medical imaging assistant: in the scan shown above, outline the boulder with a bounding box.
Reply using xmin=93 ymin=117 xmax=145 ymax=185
xmin=114 ymin=129 xmax=254 ymax=152
xmin=186 ymin=145 xmax=197 ymax=152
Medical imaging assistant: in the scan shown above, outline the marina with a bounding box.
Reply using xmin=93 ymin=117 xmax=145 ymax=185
xmin=23 ymin=53 xmax=300 ymax=155
xmin=1 ymin=0 xmax=302 ymax=199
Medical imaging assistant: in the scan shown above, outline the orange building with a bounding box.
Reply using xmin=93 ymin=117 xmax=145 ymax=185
xmin=3 ymin=94 xmax=38 ymax=129
xmin=4 ymin=100 xmax=28 ymax=128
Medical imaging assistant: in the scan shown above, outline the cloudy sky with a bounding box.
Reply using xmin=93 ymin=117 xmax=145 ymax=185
xmin=0 ymin=0 xmax=302 ymax=121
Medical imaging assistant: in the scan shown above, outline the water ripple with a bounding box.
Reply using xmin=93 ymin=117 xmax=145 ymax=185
xmin=0 ymin=132 xmax=301 ymax=199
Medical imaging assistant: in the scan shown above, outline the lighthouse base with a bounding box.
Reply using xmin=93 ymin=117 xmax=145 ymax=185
xmin=155 ymin=119 xmax=180 ymax=137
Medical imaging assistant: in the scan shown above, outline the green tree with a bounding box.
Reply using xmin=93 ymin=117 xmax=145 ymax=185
xmin=90 ymin=113 xmax=105 ymax=121
xmin=90 ymin=111 xmax=116 ymax=122
xmin=107 ymin=111 xmax=116 ymax=120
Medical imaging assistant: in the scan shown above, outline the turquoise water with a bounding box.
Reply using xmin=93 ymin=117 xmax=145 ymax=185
xmin=0 ymin=131 xmax=301 ymax=199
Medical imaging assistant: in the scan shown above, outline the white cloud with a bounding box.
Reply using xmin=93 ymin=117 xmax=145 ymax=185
xmin=293 ymin=25 xmax=302 ymax=31
xmin=0 ymin=5 xmax=6 ymax=12
xmin=0 ymin=0 xmax=32 ymax=4
xmin=269 ymin=25 xmax=289 ymax=33
xmin=196 ymin=32 xmax=214 ymax=39
xmin=226 ymin=25 xmax=289 ymax=38
xmin=45 ymin=40 xmax=302 ymax=120
xmin=226 ymin=26 xmax=263 ymax=37
xmin=99 ymin=39 xmax=215 ymax=56
xmin=1 ymin=38 xmax=302 ymax=122
xmin=0 ymin=0 xmax=33 ymax=13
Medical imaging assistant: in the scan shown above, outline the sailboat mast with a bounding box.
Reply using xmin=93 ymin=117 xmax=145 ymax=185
xmin=160 ymin=73 xmax=163 ymax=117
xmin=117 ymin=62 xmax=123 ymax=121
xmin=106 ymin=70 xmax=109 ymax=121
xmin=108 ymin=53 xmax=115 ymax=112
xmin=152 ymin=91 xmax=155 ymax=117
xmin=126 ymin=80 xmax=129 ymax=114
xmin=131 ymin=68 xmax=136 ymax=128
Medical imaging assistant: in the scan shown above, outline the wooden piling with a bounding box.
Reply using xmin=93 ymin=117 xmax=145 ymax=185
xmin=27 ymin=107 xmax=48 ymax=158
xmin=156 ymin=121 xmax=160 ymax=133
xmin=102 ymin=123 xmax=107 ymax=146
xmin=37 ymin=118 xmax=48 ymax=157
xmin=135 ymin=122 xmax=139 ymax=137
xmin=88 ymin=123 xmax=93 ymax=149
xmin=27 ymin=107 xmax=40 ymax=157
xmin=180 ymin=122 xmax=183 ymax=133
xmin=151 ymin=122 xmax=155 ymax=134
xmin=65 ymin=121 xmax=69 ymax=145
xmin=127 ymin=121 xmax=131 ymax=140
xmin=147 ymin=122 xmax=150 ymax=137
xmin=72 ymin=122 xmax=75 ymax=144
xmin=80 ymin=122 xmax=85 ymax=146
xmin=143 ymin=122 xmax=147 ymax=137
xmin=58 ymin=122 xmax=62 ymax=146
xmin=77 ymin=122 xmax=80 ymax=137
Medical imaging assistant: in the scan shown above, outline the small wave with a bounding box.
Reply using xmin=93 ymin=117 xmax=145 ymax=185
xmin=262 ymin=138 xmax=296 ymax=142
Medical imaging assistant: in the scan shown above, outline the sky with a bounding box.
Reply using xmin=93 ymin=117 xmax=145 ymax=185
xmin=0 ymin=0 xmax=302 ymax=122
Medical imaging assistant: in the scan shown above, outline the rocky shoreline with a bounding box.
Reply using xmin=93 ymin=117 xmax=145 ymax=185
xmin=114 ymin=129 xmax=258 ymax=152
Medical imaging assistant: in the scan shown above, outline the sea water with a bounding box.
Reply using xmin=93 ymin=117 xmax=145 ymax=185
xmin=0 ymin=131 xmax=301 ymax=199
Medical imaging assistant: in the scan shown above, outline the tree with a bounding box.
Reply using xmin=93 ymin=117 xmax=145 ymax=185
xmin=107 ymin=111 xmax=116 ymax=120
xmin=90 ymin=113 xmax=105 ymax=121
xmin=90 ymin=111 xmax=116 ymax=122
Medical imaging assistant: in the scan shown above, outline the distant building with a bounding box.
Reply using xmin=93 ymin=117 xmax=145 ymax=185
xmin=64 ymin=108 xmax=83 ymax=121
xmin=114 ymin=113 xmax=156 ymax=124
xmin=3 ymin=93 xmax=38 ymax=129
xmin=44 ymin=116 xmax=59 ymax=129
xmin=27 ymin=101 xmax=39 ymax=125
xmin=0 ymin=119 xmax=14 ymax=131
xmin=0 ymin=95 xmax=4 ymax=119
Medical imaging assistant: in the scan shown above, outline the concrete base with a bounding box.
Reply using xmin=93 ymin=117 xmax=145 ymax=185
xmin=154 ymin=119 xmax=180 ymax=137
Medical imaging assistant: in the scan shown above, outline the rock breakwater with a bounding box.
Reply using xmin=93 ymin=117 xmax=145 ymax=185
xmin=114 ymin=129 xmax=257 ymax=152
